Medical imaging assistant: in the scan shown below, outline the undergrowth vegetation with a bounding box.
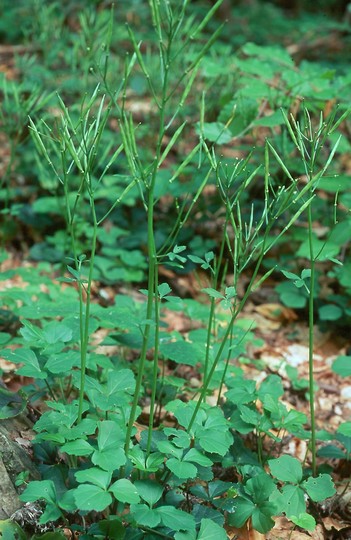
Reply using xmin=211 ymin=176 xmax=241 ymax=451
xmin=1 ymin=0 xmax=351 ymax=538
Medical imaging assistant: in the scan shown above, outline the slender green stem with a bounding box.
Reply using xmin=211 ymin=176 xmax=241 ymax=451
xmin=307 ymin=203 xmax=317 ymax=476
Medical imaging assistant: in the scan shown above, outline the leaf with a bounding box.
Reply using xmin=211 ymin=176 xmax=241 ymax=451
xmin=201 ymin=288 xmax=224 ymax=300
xmin=290 ymin=512 xmax=316 ymax=531
xmin=166 ymin=457 xmax=197 ymax=479
xmin=273 ymin=484 xmax=306 ymax=518
xmin=92 ymin=447 xmax=126 ymax=471
xmin=158 ymin=283 xmax=172 ymax=298
xmin=0 ymin=387 xmax=27 ymax=420
xmin=197 ymin=518 xmax=228 ymax=540
xmin=245 ymin=473 xmax=276 ymax=504
xmin=2 ymin=348 xmax=46 ymax=379
xmin=134 ymin=480 xmax=164 ymax=507
xmin=42 ymin=322 xmax=73 ymax=344
xmin=0 ymin=520 xmax=26 ymax=540
xmin=98 ymin=420 xmax=125 ymax=450
xmin=75 ymin=467 xmax=112 ymax=489
xmin=319 ymin=304 xmax=343 ymax=321
xmin=332 ymin=356 xmax=351 ymax=377
xmin=227 ymin=498 xmax=255 ymax=528
xmin=303 ymin=474 xmax=336 ymax=502
xmin=269 ymin=455 xmax=302 ymax=483
xmin=196 ymin=122 xmax=232 ymax=144
xmin=251 ymin=503 xmax=276 ymax=533
xmin=184 ymin=448 xmax=213 ymax=467
xmin=20 ymin=480 xmax=56 ymax=504
xmin=73 ymin=484 xmax=112 ymax=512
xmin=61 ymin=439 xmax=93 ymax=456
xmin=155 ymin=506 xmax=196 ymax=532
xmin=129 ymin=503 xmax=161 ymax=528
xmin=109 ymin=479 xmax=140 ymax=504
xmin=337 ymin=422 xmax=351 ymax=437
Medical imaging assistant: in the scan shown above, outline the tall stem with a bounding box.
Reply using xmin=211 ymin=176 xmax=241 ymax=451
xmin=307 ymin=203 xmax=316 ymax=476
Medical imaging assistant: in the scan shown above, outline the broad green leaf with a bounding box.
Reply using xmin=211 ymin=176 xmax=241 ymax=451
xmin=130 ymin=503 xmax=161 ymax=528
xmin=135 ymin=480 xmax=163 ymax=507
xmin=109 ymin=479 xmax=140 ymax=504
xmin=75 ymin=468 xmax=112 ymax=489
xmin=251 ymin=503 xmax=276 ymax=533
xmin=61 ymin=439 xmax=93 ymax=457
xmin=227 ymin=498 xmax=255 ymax=527
xmin=166 ymin=458 xmax=197 ymax=479
xmin=337 ymin=422 xmax=351 ymax=437
xmin=319 ymin=304 xmax=343 ymax=321
xmin=98 ymin=420 xmax=125 ymax=450
xmin=0 ymin=520 xmax=26 ymax=540
xmin=198 ymin=429 xmax=233 ymax=456
xmin=317 ymin=444 xmax=346 ymax=459
xmin=92 ymin=447 xmax=126 ymax=471
xmin=42 ymin=322 xmax=72 ymax=344
xmin=156 ymin=506 xmax=196 ymax=532
xmin=225 ymin=379 xmax=256 ymax=405
xmin=2 ymin=348 xmax=46 ymax=379
xmin=303 ymin=474 xmax=336 ymax=502
xmin=20 ymin=480 xmax=56 ymax=504
xmin=332 ymin=356 xmax=351 ymax=377
xmin=73 ymin=484 xmax=112 ymax=512
xmin=290 ymin=512 xmax=316 ymax=531
xmin=269 ymin=455 xmax=302 ymax=483
xmin=273 ymin=484 xmax=306 ymax=518
xmin=197 ymin=518 xmax=228 ymax=540
xmin=184 ymin=448 xmax=213 ymax=467
xmin=245 ymin=473 xmax=276 ymax=503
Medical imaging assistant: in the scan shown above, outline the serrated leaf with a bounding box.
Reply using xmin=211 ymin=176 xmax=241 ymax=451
xmin=184 ymin=448 xmax=213 ymax=467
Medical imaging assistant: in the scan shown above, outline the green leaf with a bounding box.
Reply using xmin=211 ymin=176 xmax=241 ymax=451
xmin=269 ymin=455 xmax=302 ymax=483
xmin=251 ymin=503 xmax=276 ymax=534
xmin=73 ymin=484 xmax=112 ymax=512
xmin=245 ymin=473 xmax=276 ymax=504
xmin=272 ymin=484 xmax=306 ymax=518
xmin=197 ymin=518 xmax=228 ymax=540
xmin=303 ymin=474 xmax=336 ymax=502
xmin=20 ymin=480 xmax=56 ymax=504
xmin=332 ymin=356 xmax=351 ymax=377
xmin=201 ymin=288 xmax=224 ymax=300
xmin=94 ymin=519 xmax=126 ymax=540
xmin=166 ymin=458 xmax=197 ymax=479
xmin=155 ymin=506 xmax=196 ymax=532
xmin=2 ymin=348 xmax=46 ymax=379
xmin=0 ymin=520 xmax=26 ymax=540
xmin=75 ymin=467 xmax=112 ymax=490
xmin=92 ymin=447 xmax=126 ymax=471
xmin=317 ymin=444 xmax=346 ymax=459
xmin=228 ymin=498 xmax=255 ymax=528
xmin=134 ymin=480 xmax=163 ymax=507
xmin=337 ymin=422 xmax=351 ymax=437
xmin=290 ymin=512 xmax=316 ymax=531
xmin=130 ymin=503 xmax=161 ymax=528
xmin=158 ymin=283 xmax=172 ymax=298
xmin=319 ymin=304 xmax=343 ymax=321
xmin=109 ymin=479 xmax=140 ymax=504
xmin=225 ymin=379 xmax=256 ymax=405
xmin=61 ymin=439 xmax=93 ymax=456
xmin=184 ymin=448 xmax=213 ymax=467
xmin=42 ymin=322 xmax=73 ymax=344
xmin=197 ymin=122 xmax=232 ymax=144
